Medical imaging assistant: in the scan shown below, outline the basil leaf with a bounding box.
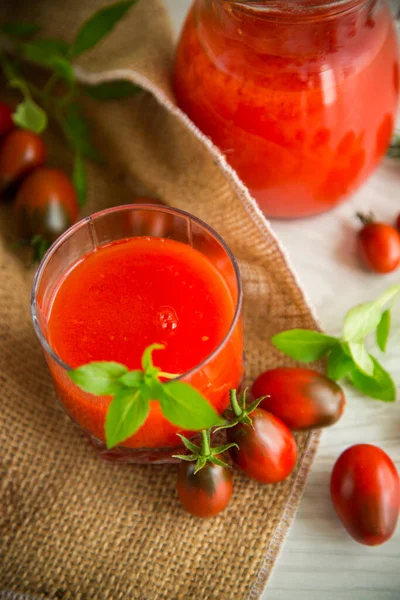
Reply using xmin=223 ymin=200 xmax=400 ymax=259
xmin=12 ymin=99 xmax=47 ymax=133
xmin=343 ymin=301 xmax=382 ymax=342
xmin=142 ymin=343 xmax=164 ymax=373
xmin=271 ymin=329 xmax=338 ymax=362
xmin=348 ymin=341 xmax=374 ymax=376
xmin=72 ymin=153 xmax=87 ymax=207
xmin=350 ymin=358 xmax=396 ymax=402
xmin=70 ymin=1 xmax=137 ymax=58
xmin=82 ymin=80 xmax=141 ymax=100
xmin=119 ymin=369 xmax=143 ymax=388
xmin=376 ymin=310 xmax=391 ymax=353
xmin=105 ymin=388 xmax=149 ymax=448
xmin=62 ymin=103 xmax=103 ymax=162
xmin=327 ymin=344 xmax=354 ymax=381
xmin=0 ymin=22 xmax=41 ymax=37
xmin=160 ymin=381 xmax=222 ymax=430
xmin=376 ymin=285 xmax=400 ymax=309
xmin=68 ymin=361 xmax=128 ymax=395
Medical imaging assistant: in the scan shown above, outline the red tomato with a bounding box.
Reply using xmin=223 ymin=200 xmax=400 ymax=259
xmin=0 ymin=101 xmax=14 ymax=137
xmin=331 ymin=444 xmax=400 ymax=546
xmin=0 ymin=129 xmax=46 ymax=191
xmin=14 ymin=167 xmax=79 ymax=242
xmin=227 ymin=409 xmax=297 ymax=484
xmin=177 ymin=460 xmax=232 ymax=518
xmin=252 ymin=368 xmax=345 ymax=431
xmin=357 ymin=216 xmax=400 ymax=273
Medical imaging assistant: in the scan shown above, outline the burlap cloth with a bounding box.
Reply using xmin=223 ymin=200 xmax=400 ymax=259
xmin=0 ymin=1 xmax=322 ymax=598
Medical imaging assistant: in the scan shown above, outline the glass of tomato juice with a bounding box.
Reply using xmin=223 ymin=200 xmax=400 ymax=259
xmin=31 ymin=205 xmax=244 ymax=463
xmin=174 ymin=0 xmax=399 ymax=218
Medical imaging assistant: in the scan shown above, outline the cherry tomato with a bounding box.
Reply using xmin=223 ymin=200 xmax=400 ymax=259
xmin=331 ymin=444 xmax=400 ymax=546
xmin=177 ymin=459 xmax=232 ymax=518
xmin=0 ymin=129 xmax=46 ymax=191
xmin=227 ymin=409 xmax=297 ymax=484
xmin=14 ymin=167 xmax=79 ymax=242
xmin=0 ymin=101 xmax=14 ymax=137
xmin=357 ymin=213 xmax=400 ymax=273
xmin=252 ymin=368 xmax=345 ymax=431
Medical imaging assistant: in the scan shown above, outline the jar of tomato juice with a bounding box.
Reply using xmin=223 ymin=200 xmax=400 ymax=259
xmin=174 ymin=0 xmax=399 ymax=218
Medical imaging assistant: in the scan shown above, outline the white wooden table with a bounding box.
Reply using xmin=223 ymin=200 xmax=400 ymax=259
xmin=165 ymin=2 xmax=400 ymax=598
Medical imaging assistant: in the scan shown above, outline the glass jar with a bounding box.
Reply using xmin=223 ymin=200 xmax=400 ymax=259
xmin=31 ymin=205 xmax=244 ymax=464
xmin=174 ymin=0 xmax=399 ymax=218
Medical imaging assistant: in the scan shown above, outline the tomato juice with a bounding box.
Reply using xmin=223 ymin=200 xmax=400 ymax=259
xmin=174 ymin=0 xmax=399 ymax=217
xmin=42 ymin=233 xmax=243 ymax=452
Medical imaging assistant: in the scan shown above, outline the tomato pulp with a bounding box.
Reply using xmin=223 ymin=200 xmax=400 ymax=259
xmin=174 ymin=1 xmax=399 ymax=217
xmin=46 ymin=236 xmax=243 ymax=449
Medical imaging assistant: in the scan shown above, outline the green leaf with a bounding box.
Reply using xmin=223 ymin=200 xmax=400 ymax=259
xmin=105 ymin=388 xmax=149 ymax=448
xmin=142 ymin=343 xmax=164 ymax=372
xmin=50 ymin=57 xmax=74 ymax=84
xmin=119 ymin=369 xmax=143 ymax=388
xmin=376 ymin=285 xmax=400 ymax=309
xmin=72 ymin=153 xmax=87 ymax=207
xmin=0 ymin=22 xmax=41 ymax=38
xmin=343 ymin=301 xmax=382 ymax=342
xmin=22 ymin=38 xmax=69 ymax=63
xmin=271 ymin=329 xmax=338 ymax=363
xmin=160 ymin=381 xmax=222 ymax=430
xmin=348 ymin=341 xmax=374 ymax=376
xmin=70 ymin=1 xmax=137 ymax=58
xmin=68 ymin=361 xmax=128 ymax=395
xmin=350 ymin=357 xmax=396 ymax=402
xmin=377 ymin=310 xmax=391 ymax=353
xmin=62 ymin=103 xmax=103 ymax=162
xmin=82 ymin=80 xmax=141 ymax=100
xmin=327 ymin=344 xmax=354 ymax=381
xmin=12 ymin=99 xmax=47 ymax=133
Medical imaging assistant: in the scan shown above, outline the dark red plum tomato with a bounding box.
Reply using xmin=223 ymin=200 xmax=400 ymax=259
xmin=177 ymin=459 xmax=233 ymax=518
xmin=357 ymin=216 xmax=400 ymax=273
xmin=252 ymin=368 xmax=345 ymax=431
xmin=227 ymin=409 xmax=297 ymax=484
xmin=0 ymin=129 xmax=46 ymax=192
xmin=14 ymin=167 xmax=79 ymax=242
xmin=0 ymin=102 xmax=14 ymax=137
xmin=331 ymin=444 xmax=400 ymax=546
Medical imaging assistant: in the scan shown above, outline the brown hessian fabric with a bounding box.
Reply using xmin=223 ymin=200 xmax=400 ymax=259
xmin=0 ymin=1 xmax=321 ymax=598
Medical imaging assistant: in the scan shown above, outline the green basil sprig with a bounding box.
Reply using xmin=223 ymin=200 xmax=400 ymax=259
xmin=272 ymin=285 xmax=400 ymax=402
xmin=0 ymin=0 xmax=141 ymax=206
xmin=68 ymin=343 xmax=223 ymax=449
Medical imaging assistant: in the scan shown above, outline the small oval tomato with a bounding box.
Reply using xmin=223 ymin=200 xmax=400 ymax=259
xmin=14 ymin=167 xmax=79 ymax=241
xmin=357 ymin=213 xmax=400 ymax=273
xmin=331 ymin=444 xmax=400 ymax=546
xmin=227 ymin=409 xmax=297 ymax=484
xmin=0 ymin=101 xmax=14 ymax=137
xmin=177 ymin=460 xmax=233 ymax=518
xmin=252 ymin=368 xmax=345 ymax=431
xmin=0 ymin=129 xmax=46 ymax=191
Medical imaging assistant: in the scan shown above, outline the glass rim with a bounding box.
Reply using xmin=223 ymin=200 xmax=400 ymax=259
xmin=224 ymin=0 xmax=370 ymax=18
xmin=31 ymin=203 xmax=243 ymax=381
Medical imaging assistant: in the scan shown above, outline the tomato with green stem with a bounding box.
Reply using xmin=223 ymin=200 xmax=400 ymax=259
xmin=252 ymin=368 xmax=346 ymax=431
xmin=331 ymin=444 xmax=400 ymax=546
xmin=174 ymin=429 xmax=237 ymax=518
xmin=0 ymin=129 xmax=46 ymax=192
xmin=226 ymin=390 xmax=298 ymax=484
xmin=14 ymin=167 xmax=79 ymax=259
xmin=357 ymin=212 xmax=400 ymax=274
